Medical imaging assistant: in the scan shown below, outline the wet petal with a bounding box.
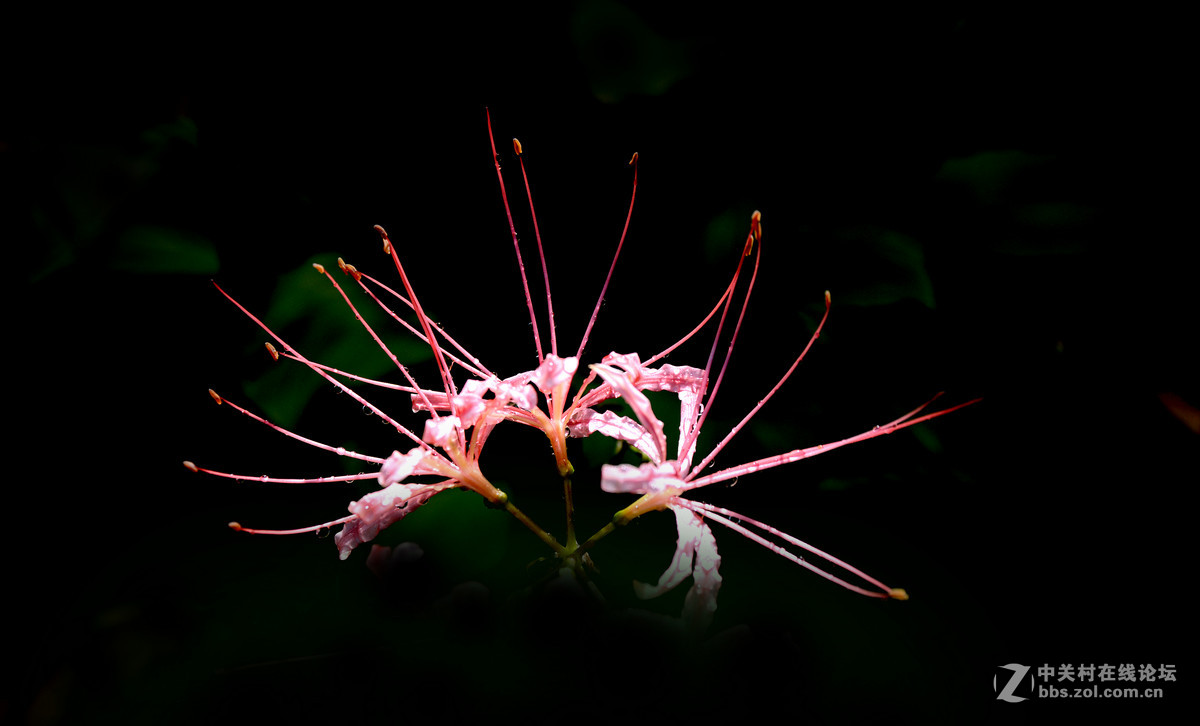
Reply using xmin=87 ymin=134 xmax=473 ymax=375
xmin=590 ymin=364 xmax=668 ymax=464
xmin=530 ymin=354 xmax=578 ymax=394
xmin=633 ymin=506 xmax=705 ymax=599
xmin=335 ymin=482 xmax=449 ymax=559
xmin=567 ymin=408 xmax=661 ymax=463
xmin=378 ymin=448 xmax=428 ymax=486
xmin=422 ymin=415 xmax=461 ymax=447
xmin=682 ymin=514 xmax=722 ymax=631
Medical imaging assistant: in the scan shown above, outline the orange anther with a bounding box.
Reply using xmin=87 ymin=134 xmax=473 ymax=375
xmin=312 ymin=263 xmax=326 ymax=275
xmin=889 ymin=588 xmax=909 ymax=601
xmin=629 ymin=151 xmax=638 ymax=165
xmin=228 ymin=522 xmax=243 ymax=531
xmin=375 ymin=225 xmax=393 ymax=255
xmin=183 ymin=461 xmax=199 ymax=472
xmin=513 ymin=137 xmax=523 ymax=155
xmin=264 ymin=342 xmax=279 ymax=361
xmin=208 ymin=389 xmax=223 ymax=405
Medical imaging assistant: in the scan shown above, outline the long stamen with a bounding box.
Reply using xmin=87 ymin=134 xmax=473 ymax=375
xmin=212 ymin=279 xmax=443 ymax=460
xmin=353 ymin=269 xmax=494 ymax=380
xmin=184 ymin=461 xmax=380 ymax=484
xmin=270 ymin=350 xmax=422 ymax=394
xmin=228 ymin=515 xmax=357 ymax=536
xmin=682 ymin=214 xmax=763 ymax=464
xmin=681 ymin=500 xmax=904 ymax=599
xmin=315 ymin=263 xmax=444 ymax=420
xmin=486 ymin=108 xmax=544 ymax=363
xmin=375 ymin=226 xmax=459 ymax=411
xmin=202 ymin=388 xmax=386 ymax=464
xmin=513 ymin=136 xmax=557 ymax=358
xmin=688 ymin=288 xmax=831 ymax=479
xmin=576 ymin=151 xmax=638 ymax=362
xmin=685 ymin=395 xmax=982 ymax=489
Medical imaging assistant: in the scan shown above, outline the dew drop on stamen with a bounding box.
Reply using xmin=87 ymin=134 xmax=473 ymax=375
xmin=260 ymin=475 xmax=269 ymax=482
xmin=316 ymin=527 xmax=331 ymax=539
xmin=363 ymin=406 xmax=373 ymax=415
xmin=336 ymin=446 xmax=346 ymax=456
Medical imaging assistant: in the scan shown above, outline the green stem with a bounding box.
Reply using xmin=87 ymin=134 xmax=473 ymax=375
xmin=562 ymin=475 xmax=578 ymax=550
xmin=504 ymin=498 xmax=567 ymax=556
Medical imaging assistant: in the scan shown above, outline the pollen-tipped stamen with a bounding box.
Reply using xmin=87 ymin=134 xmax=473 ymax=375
xmin=375 ymin=225 xmax=460 ymax=408
xmin=514 ymin=135 xmax=558 ymax=358
xmin=683 ymin=499 xmax=899 ymax=599
xmin=211 ymin=280 xmax=439 ymax=457
xmin=688 ymin=288 xmax=832 ymax=480
xmin=486 ymin=108 xmax=544 ymax=363
xmin=679 ymin=212 xmax=764 ymax=463
xmin=201 ymin=389 xmax=387 ymax=465
xmin=229 ymin=515 xmax=357 ymax=536
xmin=574 ymin=149 xmax=639 ymax=363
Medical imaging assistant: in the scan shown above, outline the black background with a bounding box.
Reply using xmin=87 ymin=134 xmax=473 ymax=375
xmin=5 ymin=5 xmax=1193 ymax=724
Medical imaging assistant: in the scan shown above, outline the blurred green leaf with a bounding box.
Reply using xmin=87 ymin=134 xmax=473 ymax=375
xmin=244 ymin=256 xmax=433 ymax=429
xmin=112 ymin=225 xmax=219 ymax=274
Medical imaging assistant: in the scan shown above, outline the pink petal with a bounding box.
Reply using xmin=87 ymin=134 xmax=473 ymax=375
xmin=599 ymin=461 xmax=679 ymax=494
xmin=422 ymin=415 xmax=461 ymax=447
xmin=589 ymin=364 xmax=668 ymax=464
xmin=567 ymin=409 xmax=662 ymax=464
xmin=334 ymin=482 xmax=449 ymax=559
xmin=377 ymin=448 xmax=428 ymax=486
xmin=633 ymin=506 xmax=704 ymax=599
xmin=530 ymin=354 xmax=578 ymax=394
xmin=681 ymin=515 xmax=722 ymax=631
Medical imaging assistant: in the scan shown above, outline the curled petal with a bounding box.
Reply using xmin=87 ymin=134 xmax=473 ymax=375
xmin=600 ymin=461 xmax=680 ymax=495
xmin=452 ymin=393 xmax=488 ymax=430
xmin=633 ymin=506 xmax=705 ymax=599
xmin=378 ymin=448 xmax=428 ymax=486
xmin=567 ymin=409 xmax=661 ymax=463
xmin=590 ymin=364 xmax=668 ymax=464
xmin=530 ymin=354 xmax=578 ymax=394
xmin=494 ymin=379 xmax=538 ymax=411
xmin=682 ymin=516 xmax=722 ymax=632
xmin=334 ymin=482 xmax=449 ymax=560
xmin=422 ymin=415 xmax=461 ymax=447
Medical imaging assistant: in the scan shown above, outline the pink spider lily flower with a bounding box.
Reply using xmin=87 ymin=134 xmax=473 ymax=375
xmin=316 ymin=112 xmax=641 ymax=483
xmin=184 ymin=109 xmax=644 ymax=563
xmin=410 ymin=110 xmax=641 ymax=478
xmin=574 ymin=212 xmax=979 ymax=628
xmin=184 ymin=254 xmax=564 ymax=560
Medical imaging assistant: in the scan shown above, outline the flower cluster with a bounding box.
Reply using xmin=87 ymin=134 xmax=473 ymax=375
xmin=185 ymin=111 xmax=977 ymax=630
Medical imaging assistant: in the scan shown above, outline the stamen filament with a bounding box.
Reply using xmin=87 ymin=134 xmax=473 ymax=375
xmin=514 ymin=136 xmax=558 ymax=358
xmin=680 ymin=499 xmax=896 ymax=598
xmin=203 ymin=389 xmax=386 ymax=464
xmin=688 ymin=288 xmax=831 ymax=479
xmin=575 ymin=151 xmax=638 ymax=363
xmin=486 ymin=108 xmax=544 ymax=363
